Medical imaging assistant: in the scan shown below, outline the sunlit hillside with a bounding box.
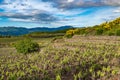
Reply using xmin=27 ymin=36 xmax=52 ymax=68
xmin=65 ymin=17 xmax=120 ymax=37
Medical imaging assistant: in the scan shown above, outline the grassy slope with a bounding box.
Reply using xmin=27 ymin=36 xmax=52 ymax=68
xmin=65 ymin=17 xmax=120 ymax=37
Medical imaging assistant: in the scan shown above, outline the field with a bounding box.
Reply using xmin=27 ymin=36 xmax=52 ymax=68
xmin=0 ymin=36 xmax=120 ymax=80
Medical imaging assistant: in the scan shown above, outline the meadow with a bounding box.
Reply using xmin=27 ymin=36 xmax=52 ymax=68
xmin=0 ymin=35 xmax=120 ymax=80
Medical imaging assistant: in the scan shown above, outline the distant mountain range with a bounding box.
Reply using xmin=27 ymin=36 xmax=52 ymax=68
xmin=0 ymin=26 xmax=73 ymax=36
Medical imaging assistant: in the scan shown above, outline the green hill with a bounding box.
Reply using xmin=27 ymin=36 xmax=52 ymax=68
xmin=65 ymin=17 xmax=120 ymax=37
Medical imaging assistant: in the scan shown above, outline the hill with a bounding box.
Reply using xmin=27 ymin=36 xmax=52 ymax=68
xmin=0 ymin=26 xmax=73 ymax=36
xmin=65 ymin=17 xmax=120 ymax=37
xmin=0 ymin=27 xmax=29 ymax=36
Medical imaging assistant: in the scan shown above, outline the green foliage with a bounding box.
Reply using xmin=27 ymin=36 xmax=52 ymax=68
xmin=14 ymin=39 xmax=39 ymax=54
xmin=107 ymin=31 xmax=115 ymax=36
xmin=116 ymin=29 xmax=120 ymax=36
xmin=56 ymin=75 xmax=61 ymax=80
xmin=64 ymin=17 xmax=120 ymax=36
xmin=96 ymin=28 xmax=104 ymax=35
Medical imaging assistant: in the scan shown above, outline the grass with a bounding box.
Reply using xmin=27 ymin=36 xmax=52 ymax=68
xmin=0 ymin=35 xmax=120 ymax=80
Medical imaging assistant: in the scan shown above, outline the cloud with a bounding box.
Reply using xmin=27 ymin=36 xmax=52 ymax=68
xmin=42 ymin=0 xmax=120 ymax=10
xmin=0 ymin=0 xmax=120 ymax=27
xmin=0 ymin=12 xmax=58 ymax=23
xmin=67 ymin=0 xmax=74 ymax=3
xmin=114 ymin=10 xmax=120 ymax=13
xmin=114 ymin=7 xmax=120 ymax=13
xmin=102 ymin=0 xmax=120 ymax=6
xmin=50 ymin=6 xmax=120 ymax=27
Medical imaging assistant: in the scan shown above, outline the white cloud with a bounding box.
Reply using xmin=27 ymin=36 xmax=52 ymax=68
xmin=114 ymin=7 xmax=120 ymax=13
xmin=114 ymin=10 xmax=120 ymax=13
xmin=9 ymin=18 xmax=33 ymax=22
xmin=0 ymin=0 xmax=57 ymax=14
xmin=67 ymin=0 xmax=74 ymax=3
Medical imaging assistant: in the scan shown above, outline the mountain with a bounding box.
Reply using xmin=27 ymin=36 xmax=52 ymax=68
xmin=0 ymin=27 xmax=29 ymax=36
xmin=29 ymin=26 xmax=73 ymax=32
xmin=0 ymin=26 xmax=73 ymax=36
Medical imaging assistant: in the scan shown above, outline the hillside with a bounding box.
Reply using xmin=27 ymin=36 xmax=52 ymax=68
xmin=65 ymin=17 xmax=120 ymax=37
xmin=0 ymin=26 xmax=73 ymax=36
xmin=94 ymin=17 xmax=120 ymax=35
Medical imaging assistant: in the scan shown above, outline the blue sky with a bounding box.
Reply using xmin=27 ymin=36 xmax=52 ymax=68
xmin=0 ymin=0 xmax=120 ymax=28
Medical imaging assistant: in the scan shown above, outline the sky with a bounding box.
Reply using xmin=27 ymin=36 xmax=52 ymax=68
xmin=0 ymin=0 xmax=120 ymax=28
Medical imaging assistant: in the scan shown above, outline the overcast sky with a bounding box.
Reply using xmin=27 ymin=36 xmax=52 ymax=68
xmin=0 ymin=0 xmax=120 ymax=28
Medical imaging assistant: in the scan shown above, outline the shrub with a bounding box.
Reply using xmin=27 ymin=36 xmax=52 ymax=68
xmin=116 ymin=29 xmax=120 ymax=36
xmin=96 ymin=28 xmax=103 ymax=35
xmin=14 ymin=39 xmax=39 ymax=54
xmin=65 ymin=30 xmax=74 ymax=38
xmin=107 ymin=31 xmax=115 ymax=36
xmin=74 ymin=29 xmax=80 ymax=35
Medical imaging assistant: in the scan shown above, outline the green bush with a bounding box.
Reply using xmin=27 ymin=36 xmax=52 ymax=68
xmin=96 ymin=28 xmax=103 ymax=35
xmin=107 ymin=31 xmax=115 ymax=36
xmin=116 ymin=29 xmax=120 ymax=36
xmin=14 ymin=39 xmax=39 ymax=54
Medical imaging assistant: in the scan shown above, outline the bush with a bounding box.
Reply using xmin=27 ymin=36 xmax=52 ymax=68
xmin=96 ymin=28 xmax=103 ymax=35
xmin=107 ymin=31 xmax=115 ymax=36
xmin=65 ymin=30 xmax=74 ymax=38
xmin=14 ymin=39 xmax=39 ymax=54
xmin=116 ymin=29 xmax=120 ymax=36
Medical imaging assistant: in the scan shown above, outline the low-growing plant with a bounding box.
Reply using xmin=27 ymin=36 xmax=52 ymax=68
xmin=0 ymin=36 xmax=120 ymax=80
xmin=14 ymin=39 xmax=39 ymax=54
xmin=56 ymin=74 xmax=61 ymax=80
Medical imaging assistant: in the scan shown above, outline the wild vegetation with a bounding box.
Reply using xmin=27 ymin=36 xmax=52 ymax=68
xmin=65 ymin=17 xmax=120 ymax=37
xmin=0 ymin=17 xmax=120 ymax=80
xmin=0 ymin=36 xmax=120 ymax=80
xmin=14 ymin=39 xmax=39 ymax=54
